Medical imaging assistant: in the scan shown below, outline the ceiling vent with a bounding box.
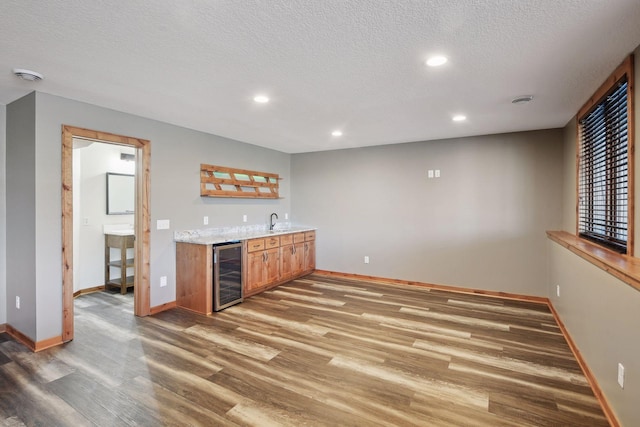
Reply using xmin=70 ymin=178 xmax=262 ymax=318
xmin=13 ymin=68 xmax=44 ymax=81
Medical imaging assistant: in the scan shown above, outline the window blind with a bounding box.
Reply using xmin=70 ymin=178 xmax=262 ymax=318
xmin=578 ymin=79 xmax=629 ymax=253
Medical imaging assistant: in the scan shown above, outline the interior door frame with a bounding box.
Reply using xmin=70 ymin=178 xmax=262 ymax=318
xmin=61 ymin=125 xmax=151 ymax=342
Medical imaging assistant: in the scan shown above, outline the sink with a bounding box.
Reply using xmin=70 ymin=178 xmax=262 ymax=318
xmin=106 ymin=229 xmax=134 ymax=236
xmin=268 ymin=228 xmax=292 ymax=234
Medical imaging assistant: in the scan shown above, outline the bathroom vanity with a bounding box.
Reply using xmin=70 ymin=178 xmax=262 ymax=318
xmin=104 ymin=230 xmax=135 ymax=294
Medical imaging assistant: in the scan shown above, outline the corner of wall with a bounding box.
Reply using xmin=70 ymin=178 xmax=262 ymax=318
xmin=6 ymin=92 xmax=37 ymax=341
xmin=561 ymin=117 xmax=577 ymax=233
xmin=0 ymin=103 xmax=6 ymax=325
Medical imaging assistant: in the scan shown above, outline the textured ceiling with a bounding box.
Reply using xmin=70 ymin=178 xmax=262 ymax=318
xmin=2 ymin=1 xmax=640 ymax=153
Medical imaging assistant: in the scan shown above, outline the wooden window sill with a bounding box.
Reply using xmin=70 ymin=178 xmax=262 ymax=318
xmin=547 ymin=230 xmax=640 ymax=292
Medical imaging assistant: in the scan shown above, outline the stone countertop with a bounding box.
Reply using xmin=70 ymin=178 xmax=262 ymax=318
xmin=174 ymin=224 xmax=316 ymax=245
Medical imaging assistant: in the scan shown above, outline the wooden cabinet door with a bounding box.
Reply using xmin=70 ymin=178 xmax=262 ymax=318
xmin=291 ymin=242 xmax=304 ymax=277
xmin=304 ymin=240 xmax=316 ymax=272
xmin=246 ymin=251 xmax=265 ymax=291
xmin=264 ymin=248 xmax=280 ymax=284
xmin=280 ymin=244 xmax=293 ymax=282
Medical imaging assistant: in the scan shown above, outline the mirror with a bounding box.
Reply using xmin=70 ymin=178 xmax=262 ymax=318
xmin=107 ymin=173 xmax=135 ymax=215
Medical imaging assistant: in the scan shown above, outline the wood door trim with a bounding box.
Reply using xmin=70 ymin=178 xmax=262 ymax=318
xmin=61 ymin=125 xmax=151 ymax=343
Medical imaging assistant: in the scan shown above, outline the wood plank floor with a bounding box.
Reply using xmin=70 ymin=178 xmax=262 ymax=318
xmin=0 ymin=274 xmax=609 ymax=426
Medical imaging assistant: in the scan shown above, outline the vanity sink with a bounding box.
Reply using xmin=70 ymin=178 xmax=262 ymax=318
xmin=268 ymin=228 xmax=292 ymax=234
xmin=105 ymin=229 xmax=134 ymax=236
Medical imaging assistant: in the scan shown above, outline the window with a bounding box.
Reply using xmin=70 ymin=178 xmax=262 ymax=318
xmin=577 ymin=55 xmax=634 ymax=254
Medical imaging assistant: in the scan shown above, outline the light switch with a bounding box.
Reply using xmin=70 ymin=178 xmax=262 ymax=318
xmin=204 ymin=216 xmax=209 ymax=225
xmin=428 ymin=170 xmax=434 ymax=179
xmin=157 ymin=219 xmax=170 ymax=230
xmin=435 ymin=169 xmax=441 ymax=178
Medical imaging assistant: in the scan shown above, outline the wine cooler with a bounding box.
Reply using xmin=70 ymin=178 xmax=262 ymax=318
xmin=213 ymin=241 xmax=243 ymax=311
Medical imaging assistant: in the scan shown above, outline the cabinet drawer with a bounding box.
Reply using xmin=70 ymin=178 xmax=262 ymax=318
xmin=247 ymin=239 xmax=265 ymax=252
xmin=304 ymin=231 xmax=316 ymax=241
xmin=293 ymin=233 xmax=306 ymax=243
xmin=280 ymin=234 xmax=293 ymax=245
xmin=265 ymin=236 xmax=280 ymax=249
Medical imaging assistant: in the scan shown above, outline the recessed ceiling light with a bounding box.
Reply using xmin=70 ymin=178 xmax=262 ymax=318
xmin=253 ymin=95 xmax=269 ymax=103
xmin=331 ymin=130 xmax=343 ymax=137
xmin=512 ymin=95 xmax=534 ymax=105
xmin=13 ymin=68 xmax=44 ymax=81
xmin=426 ymin=56 xmax=447 ymax=67
xmin=452 ymin=115 xmax=467 ymax=122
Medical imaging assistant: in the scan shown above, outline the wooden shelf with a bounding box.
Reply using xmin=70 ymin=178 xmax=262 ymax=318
xmin=547 ymin=230 xmax=640 ymax=292
xmin=105 ymin=233 xmax=135 ymax=294
xmin=108 ymin=258 xmax=135 ymax=268
xmin=200 ymin=164 xmax=280 ymax=199
xmin=107 ymin=276 xmax=134 ymax=286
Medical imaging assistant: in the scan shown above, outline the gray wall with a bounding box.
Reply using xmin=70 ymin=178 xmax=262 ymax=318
xmin=6 ymin=93 xmax=37 ymax=338
xmin=291 ymin=129 xmax=564 ymax=296
xmin=6 ymin=91 xmax=290 ymax=341
xmin=0 ymin=104 xmax=5 ymax=325
xmin=547 ymin=45 xmax=640 ymax=426
xmin=548 ymin=240 xmax=639 ymax=425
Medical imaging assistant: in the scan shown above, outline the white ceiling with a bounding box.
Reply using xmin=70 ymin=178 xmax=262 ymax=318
xmin=2 ymin=1 xmax=640 ymax=154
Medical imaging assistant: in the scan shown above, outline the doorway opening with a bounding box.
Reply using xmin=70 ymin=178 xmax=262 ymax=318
xmin=61 ymin=126 xmax=151 ymax=342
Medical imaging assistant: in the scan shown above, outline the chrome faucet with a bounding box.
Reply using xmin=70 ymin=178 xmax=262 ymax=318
xmin=270 ymin=212 xmax=278 ymax=231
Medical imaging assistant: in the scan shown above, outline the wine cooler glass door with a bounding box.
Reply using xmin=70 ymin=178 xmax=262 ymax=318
xmin=213 ymin=242 xmax=243 ymax=311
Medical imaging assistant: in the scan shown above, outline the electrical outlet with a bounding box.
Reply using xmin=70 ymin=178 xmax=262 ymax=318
xmin=204 ymin=216 xmax=209 ymax=225
xmin=618 ymin=363 xmax=625 ymax=388
xmin=82 ymin=217 xmax=89 ymax=226
xmin=285 ymin=213 xmax=289 ymax=220
xmin=428 ymin=170 xmax=434 ymax=179
xmin=435 ymin=169 xmax=441 ymax=178
xmin=243 ymin=214 xmax=247 ymax=223
xmin=160 ymin=276 xmax=167 ymax=287
xmin=15 ymin=296 xmax=20 ymax=309
xmin=156 ymin=219 xmax=170 ymax=230
xmin=556 ymin=285 xmax=560 ymax=297
xmin=364 ymin=256 xmax=370 ymax=264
